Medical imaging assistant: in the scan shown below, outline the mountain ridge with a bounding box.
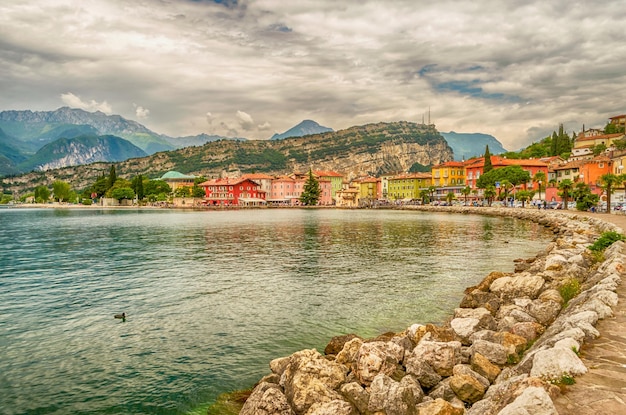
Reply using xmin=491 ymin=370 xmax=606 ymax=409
xmin=270 ymin=119 xmax=333 ymax=140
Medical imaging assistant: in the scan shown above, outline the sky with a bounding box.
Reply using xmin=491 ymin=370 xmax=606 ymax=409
xmin=1 ymin=0 xmax=625 ymax=150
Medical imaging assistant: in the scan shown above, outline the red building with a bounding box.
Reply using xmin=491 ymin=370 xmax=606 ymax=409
xmin=465 ymin=156 xmax=549 ymax=193
xmin=199 ymin=177 xmax=266 ymax=206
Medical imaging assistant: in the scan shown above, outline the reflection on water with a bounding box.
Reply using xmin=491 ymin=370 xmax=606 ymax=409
xmin=0 ymin=208 xmax=551 ymax=414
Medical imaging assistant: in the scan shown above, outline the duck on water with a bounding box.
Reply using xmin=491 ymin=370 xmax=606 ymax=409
xmin=114 ymin=313 xmax=126 ymax=321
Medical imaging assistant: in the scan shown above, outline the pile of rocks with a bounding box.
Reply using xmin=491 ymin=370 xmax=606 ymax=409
xmin=239 ymin=209 xmax=625 ymax=415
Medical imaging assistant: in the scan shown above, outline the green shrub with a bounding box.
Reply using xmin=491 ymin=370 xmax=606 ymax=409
xmin=559 ymin=278 xmax=581 ymax=306
xmin=588 ymin=231 xmax=625 ymax=252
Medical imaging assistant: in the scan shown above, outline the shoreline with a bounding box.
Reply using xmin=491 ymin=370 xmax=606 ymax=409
xmin=233 ymin=206 xmax=625 ymax=415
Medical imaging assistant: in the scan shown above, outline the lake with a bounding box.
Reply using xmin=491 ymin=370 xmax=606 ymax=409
xmin=0 ymin=208 xmax=551 ymax=414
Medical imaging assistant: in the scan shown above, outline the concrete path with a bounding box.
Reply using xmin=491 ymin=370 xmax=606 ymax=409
xmin=552 ymin=211 xmax=626 ymax=414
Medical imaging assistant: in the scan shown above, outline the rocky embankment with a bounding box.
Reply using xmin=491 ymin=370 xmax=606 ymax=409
xmin=239 ymin=207 xmax=625 ymax=415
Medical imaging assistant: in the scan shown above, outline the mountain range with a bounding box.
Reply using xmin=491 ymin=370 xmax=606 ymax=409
xmin=0 ymin=107 xmax=507 ymax=180
xmin=4 ymin=121 xmax=455 ymax=194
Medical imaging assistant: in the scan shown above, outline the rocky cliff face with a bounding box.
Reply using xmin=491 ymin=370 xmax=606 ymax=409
xmin=3 ymin=121 xmax=453 ymax=194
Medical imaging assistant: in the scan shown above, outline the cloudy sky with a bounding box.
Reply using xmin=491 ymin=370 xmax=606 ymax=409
xmin=1 ymin=0 xmax=625 ymax=150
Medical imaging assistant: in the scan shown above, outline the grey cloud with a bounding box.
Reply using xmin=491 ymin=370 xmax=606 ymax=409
xmin=0 ymin=0 xmax=625 ymax=150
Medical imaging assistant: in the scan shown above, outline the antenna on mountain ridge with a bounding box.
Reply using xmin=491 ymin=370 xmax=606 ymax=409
xmin=428 ymin=106 xmax=431 ymax=125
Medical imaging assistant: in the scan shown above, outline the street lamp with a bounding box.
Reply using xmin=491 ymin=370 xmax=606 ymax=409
xmin=538 ymin=180 xmax=542 ymax=201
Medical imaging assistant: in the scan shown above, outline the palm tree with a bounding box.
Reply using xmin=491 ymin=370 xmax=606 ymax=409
xmin=599 ymin=173 xmax=621 ymax=213
xmin=484 ymin=185 xmax=496 ymax=207
xmin=533 ymin=171 xmax=546 ymax=201
xmin=446 ymin=192 xmax=455 ymax=205
xmin=461 ymin=186 xmax=471 ymax=206
xmin=515 ymin=189 xmax=534 ymax=208
xmin=558 ymin=179 xmax=574 ymax=210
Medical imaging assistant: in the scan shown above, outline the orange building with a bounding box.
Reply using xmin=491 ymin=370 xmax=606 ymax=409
xmin=464 ymin=156 xmax=548 ymax=193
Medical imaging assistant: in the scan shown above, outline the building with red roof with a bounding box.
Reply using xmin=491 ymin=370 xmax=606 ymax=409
xmin=198 ymin=177 xmax=266 ymax=206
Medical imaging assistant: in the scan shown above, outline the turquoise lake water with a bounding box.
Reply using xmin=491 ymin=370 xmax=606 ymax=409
xmin=0 ymin=208 xmax=552 ymax=414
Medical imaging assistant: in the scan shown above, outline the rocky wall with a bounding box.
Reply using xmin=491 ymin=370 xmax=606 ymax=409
xmin=239 ymin=207 xmax=625 ymax=415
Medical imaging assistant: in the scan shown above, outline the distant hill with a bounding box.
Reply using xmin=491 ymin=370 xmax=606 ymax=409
xmin=6 ymin=121 xmax=454 ymax=193
xmin=18 ymin=134 xmax=147 ymax=172
xmin=0 ymin=107 xmax=174 ymax=154
xmin=441 ymin=131 xmax=507 ymax=161
xmin=270 ymin=120 xmax=333 ymax=140
xmin=165 ymin=133 xmax=247 ymax=148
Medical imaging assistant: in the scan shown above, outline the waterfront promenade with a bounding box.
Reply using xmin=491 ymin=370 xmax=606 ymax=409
xmin=551 ymin=210 xmax=626 ymax=414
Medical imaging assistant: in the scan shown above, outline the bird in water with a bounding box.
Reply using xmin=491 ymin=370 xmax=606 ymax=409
xmin=114 ymin=312 xmax=126 ymax=321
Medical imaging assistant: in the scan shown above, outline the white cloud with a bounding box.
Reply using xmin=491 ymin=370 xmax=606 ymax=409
xmin=236 ymin=110 xmax=255 ymax=131
xmin=0 ymin=0 xmax=623 ymax=147
xmin=60 ymin=92 xmax=112 ymax=114
xmin=257 ymin=121 xmax=272 ymax=131
xmin=134 ymin=104 xmax=150 ymax=119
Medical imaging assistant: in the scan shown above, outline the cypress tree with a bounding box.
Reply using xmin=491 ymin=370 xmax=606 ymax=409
xmin=483 ymin=145 xmax=493 ymax=173
xmin=107 ymin=165 xmax=117 ymax=190
xmin=300 ymin=169 xmax=321 ymax=206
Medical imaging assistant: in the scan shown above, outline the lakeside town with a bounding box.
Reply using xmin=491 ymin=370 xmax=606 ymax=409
xmin=98 ymin=115 xmax=626 ymax=212
xmin=4 ymin=114 xmax=626 ymax=212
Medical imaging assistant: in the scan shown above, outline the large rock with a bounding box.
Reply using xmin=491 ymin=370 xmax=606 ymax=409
xmin=339 ymin=382 xmax=369 ymax=414
xmin=470 ymin=352 xmax=501 ymax=383
xmin=416 ymin=398 xmax=464 ymax=415
xmin=368 ymin=373 xmax=424 ymax=415
xmin=530 ymin=347 xmax=588 ymax=381
xmin=450 ymin=308 xmax=497 ymax=344
xmin=306 ymin=400 xmax=354 ymax=415
xmin=509 ymin=322 xmax=545 ymax=342
xmin=489 ymin=274 xmax=545 ymax=300
xmin=324 ymin=333 xmax=361 ymax=355
xmin=470 ymin=340 xmax=508 ymax=366
xmin=453 ymin=364 xmax=490 ymax=389
xmin=410 ymin=340 xmax=463 ymax=377
xmin=527 ymin=298 xmax=562 ymax=326
xmin=240 ymin=382 xmax=295 ymax=415
xmin=459 ymin=289 xmax=501 ymax=314
xmin=354 ymin=341 xmax=405 ymax=385
xmin=280 ymin=349 xmax=348 ymax=414
xmin=449 ymin=373 xmax=485 ymax=404
xmin=405 ymin=356 xmax=443 ymax=389
xmin=497 ymin=386 xmax=558 ymax=415
xmin=336 ymin=337 xmax=363 ymax=370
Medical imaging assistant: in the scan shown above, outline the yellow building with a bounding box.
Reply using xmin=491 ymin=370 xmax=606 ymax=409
xmin=357 ymin=177 xmax=379 ymax=200
xmin=387 ymin=173 xmax=432 ymax=201
xmin=431 ymin=161 xmax=466 ymax=187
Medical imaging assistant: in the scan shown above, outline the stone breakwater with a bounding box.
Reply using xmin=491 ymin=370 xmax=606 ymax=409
xmin=239 ymin=207 xmax=625 ymax=415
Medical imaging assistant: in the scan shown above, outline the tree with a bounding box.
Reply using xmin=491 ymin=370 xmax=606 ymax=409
xmin=144 ymin=180 xmax=171 ymax=198
xmin=52 ymin=181 xmax=72 ymax=202
xmin=461 ymin=186 xmax=471 ymax=205
xmin=419 ymin=189 xmax=430 ymax=205
xmin=572 ymin=182 xmax=599 ymax=211
xmin=300 ymin=169 xmax=321 ymax=206
xmin=445 ymin=192 xmax=455 ymax=205
xmin=484 ymin=185 xmax=496 ymax=207
xmin=111 ymin=187 xmax=136 ymax=202
xmin=515 ymin=190 xmax=534 ymax=208
xmin=175 ymin=186 xmax=192 ymax=197
xmin=557 ymin=179 xmax=574 ymax=210
xmin=483 ymin=145 xmax=493 ymax=174
xmin=533 ymin=171 xmax=546 ymax=201
xmin=592 ymin=143 xmax=607 ymax=156
xmin=107 ymin=165 xmax=117 ymax=190
xmin=599 ymin=173 xmax=621 ymax=213
xmin=34 ymin=185 xmax=50 ymax=203
xmin=91 ymin=174 xmax=109 ymax=198
xmin=132 ymin=175 xmax=145 ymax=201
xmin=499 ymin=179 xmax=512 ymax=201
xmin=476 ymin=165 xmax=531 ymax=189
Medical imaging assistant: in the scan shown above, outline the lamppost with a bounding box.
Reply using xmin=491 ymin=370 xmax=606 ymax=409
xmin=538 ymin=180 xmax=542 ymax=201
